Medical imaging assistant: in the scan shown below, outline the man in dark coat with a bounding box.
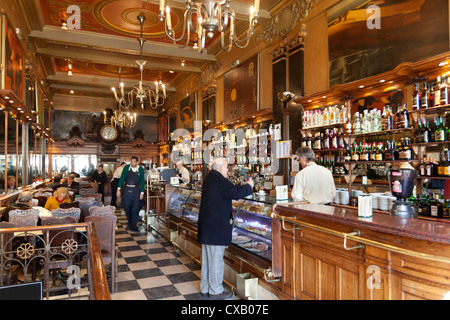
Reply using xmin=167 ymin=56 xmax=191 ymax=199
xmin=198 ymin=158 xmax=253 ymax=299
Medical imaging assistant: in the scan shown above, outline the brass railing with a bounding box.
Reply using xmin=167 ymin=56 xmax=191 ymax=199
xmin=0 ymin=222 xmax=111 ymax=300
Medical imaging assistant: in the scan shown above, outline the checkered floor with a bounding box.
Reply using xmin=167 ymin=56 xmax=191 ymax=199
xmin=111 ymin=210 xmax=237 ymax=300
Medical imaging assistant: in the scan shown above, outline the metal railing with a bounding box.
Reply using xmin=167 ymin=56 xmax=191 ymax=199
xmin=0 ymin=222 xmax=110 ymax=300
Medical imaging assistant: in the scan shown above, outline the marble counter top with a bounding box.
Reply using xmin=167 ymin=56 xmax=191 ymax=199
xmin=274 ymin=203 xmax=450 ymax=244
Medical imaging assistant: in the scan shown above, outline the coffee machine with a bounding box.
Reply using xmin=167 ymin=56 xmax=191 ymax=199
xmin=388 ymin=168 xmax=418 ymax=218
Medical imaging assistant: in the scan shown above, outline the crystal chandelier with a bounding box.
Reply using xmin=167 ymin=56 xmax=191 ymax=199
xmin=111 ymin=15 xmax=166 ymax=111
xmin=103 ymin=108 xmax=137 ymax=129
xmin=159 ymin=0 xmax=260 ymax=53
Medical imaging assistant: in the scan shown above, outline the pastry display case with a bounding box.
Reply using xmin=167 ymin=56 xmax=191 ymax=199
xmin=166 ymin=185 xmax=201 ymax=225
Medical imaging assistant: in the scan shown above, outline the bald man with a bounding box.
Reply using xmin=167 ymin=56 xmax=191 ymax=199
xmin=198 ymin=158 xmax=254 ymax=299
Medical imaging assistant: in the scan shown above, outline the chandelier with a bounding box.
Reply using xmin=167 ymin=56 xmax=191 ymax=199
xmin=159 ymin=0 xmax=260 ymax=53
xmin=111 ymin=15 xmax=166 ymax=111
xmin=103 ymin=108 xmax=137 ymax=129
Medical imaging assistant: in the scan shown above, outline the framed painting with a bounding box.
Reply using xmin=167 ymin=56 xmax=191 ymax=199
xmin=179 ymin=92 xmax=197 ymax=132
xmin=328 ymin=0 xmax=449 ymax=87
xmin=224 ymin=55 xmax=258 ymax=121
xmin=4 ymin=16 xmax=25 ymax=102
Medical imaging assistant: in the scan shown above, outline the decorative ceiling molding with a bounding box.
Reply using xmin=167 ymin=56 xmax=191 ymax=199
xmin=258 ymin=0 xmax=318 ymax=43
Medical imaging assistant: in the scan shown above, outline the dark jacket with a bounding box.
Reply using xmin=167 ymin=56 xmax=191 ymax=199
xmin=92 ymin=171 xmax=107 ymax=185
xmin=198 ymin=170 xmax=253 ymax=246
xmin=62 ymin=181 xmax=80 ymax=193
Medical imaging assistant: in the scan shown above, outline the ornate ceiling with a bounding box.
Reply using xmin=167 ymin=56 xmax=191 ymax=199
xmin=16 ymin=0 xmax=291 ymax=114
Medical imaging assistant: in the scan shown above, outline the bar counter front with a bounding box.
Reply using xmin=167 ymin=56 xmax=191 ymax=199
xmin=271 ymin=202 xmax=450 ymax=300
xmin=147 ymin=181 xmax=450 ymax=300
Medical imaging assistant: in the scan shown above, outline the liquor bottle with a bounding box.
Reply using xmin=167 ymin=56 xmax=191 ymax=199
xmin=429 ymin=82 xmax=435 ymax=107
xmin=370 ymin=142 xmax=376 ymax=161
xmin=373 ymin=110 xmax=382 ymax=132
xmin=307 ymin=134 xmax=313 ymax=149
xmin=440 ymin=75 xmax=450 ymax=105
xmin=430 ymin=193 xmax=443 ymax=218
xmin=352 ymin=142 xmax=360 ymax=161
xmin=394 ymin=141 xmax=400 ymax=160
xmin=331 ymin=128 xmax=338 ymax=149
xmin=419 ymin=156 xmax=426 ymax=176
xmin=402 ymin=103 xmax=410 ymax=128
xmin=443 ymin=198 xmax=450 ymax=218
xmin=344 ymin=145 xmax=352 ymax=162
xmin=444 ymin=150 xmax=450 ymax=177
xmin=362 ymin=110 xmax=370 ymax=133
xmin=404 ymin=137 xmax=413 ymax=160
xmin=353 ymin=112 xmax=362 ymax=134
xmin=384 ymin=140 xmax=392 ymax=161
xmin=420 ymin=82 xmax=429 ymax=109
xmin=423 ymin=118 xmax=431 ymax=143
xmin=436 ymin=116 xmax=447 ymax=142
xmin=375 ymin=142 xmax=384 ymax=161
xmin=338 ymin=128 xmax=346 ymax=149
xmin=415 ymin=117 xmax=424 ymax=143
xmin=430 ymin=117 xmax=437 ymax=142
xmin=329 ymin=106 xmax=335 ymax=124
xmin=426 ymin=157 xmax=436 ymax=177
xmin=345 ymin=113 xmax=352 ymax=134
xmin=412 ymin=83 xmax=420 ymax=110
xmin=323 ymin=129 xmax=330 ymax=149
xmin=435 ymin=76 xmax=441 ymax=106
xmin=361 ymin=142 xmax=370 ymax=161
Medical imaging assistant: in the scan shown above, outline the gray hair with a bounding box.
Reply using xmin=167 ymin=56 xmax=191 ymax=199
xmin=295 ymin=147 xmax=316 ymax=162
xmin=18 ymin=191 xmax=33 ymax=203
xmin=211 ymin=158 xmax=227 ymax=171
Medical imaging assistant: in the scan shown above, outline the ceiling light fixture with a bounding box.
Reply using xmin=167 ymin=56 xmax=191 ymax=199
xmin=111 ymin=16 xmax=166 ymax=112
xmin=159 ymin=0 xmax=259 ymax=53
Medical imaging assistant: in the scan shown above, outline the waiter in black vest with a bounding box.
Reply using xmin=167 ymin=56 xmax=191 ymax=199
xmin=117 ymin=156 xmax=145 ymax=232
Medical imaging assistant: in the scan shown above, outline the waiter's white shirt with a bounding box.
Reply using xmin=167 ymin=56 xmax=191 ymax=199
xmin=179 ymin=167 xmax=190 ymax=183
xmin=291 ymin=162 xmax=336 ymax=204
xmin=111 ymin=166 xmax=124 ymax=181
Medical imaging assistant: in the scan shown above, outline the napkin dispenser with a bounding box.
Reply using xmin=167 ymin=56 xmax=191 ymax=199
xmin=358 ymin=194 xmax=373 ymax=218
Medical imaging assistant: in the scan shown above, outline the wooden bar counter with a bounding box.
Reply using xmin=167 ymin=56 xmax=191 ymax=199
xmin=271 ymin=202 xmax=450 ymax=300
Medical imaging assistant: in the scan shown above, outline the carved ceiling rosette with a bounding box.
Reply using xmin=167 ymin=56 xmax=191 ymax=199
xmin=259 ymin=0 xmax=318 ymax=43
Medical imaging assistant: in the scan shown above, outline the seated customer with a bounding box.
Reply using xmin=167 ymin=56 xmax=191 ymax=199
xmin=7 ymin=176 xmax=17 ymax=192
xmin=46 ymin=174 xmax=63 ymax=190
xmin=14 ymin=191 xmax=34 ymax=209
xmin=292 ymin=146 xmax=336 ymax=204
xmin=44 ymin=187 xmax=72 ymax=211
xmin=62 ymin=174 xmax=80 ymax=194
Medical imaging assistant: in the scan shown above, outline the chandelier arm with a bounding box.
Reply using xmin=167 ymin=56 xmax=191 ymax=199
xmin=230 ymin=16 xmax=256 ymax=48
xmin=218 ymin=1 xmax=229 ymax=32
xmin=161 ymin=9 xmax=190 ymax=46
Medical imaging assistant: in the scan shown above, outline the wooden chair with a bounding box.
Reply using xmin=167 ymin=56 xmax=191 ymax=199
xmin=33 ymin=196 xmax=48 ymax=207
xmin=86 ymin=215 xmax=117 ymax=293
xmin=51 ymin=208 xmax=81 ymax=222
xmin=88 ymin=205 xmax=116 ymax=217
xmin=41 ymin=216 xmax=78 ymax=290
xmin=8 ymin=209 xmax=39 ymax=227
xmin=79 ymin=201 xmax=103 ymax=223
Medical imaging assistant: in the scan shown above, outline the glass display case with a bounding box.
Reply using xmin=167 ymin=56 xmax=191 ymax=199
xmin=167 ymin=186 xmax=292 ymax=262
xmin=166 ymin=186 xmax=201 ymax=225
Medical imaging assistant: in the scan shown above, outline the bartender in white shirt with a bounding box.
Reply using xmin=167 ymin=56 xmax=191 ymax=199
xmin=176 ymin=161 xmax=190 ymax=183
xmin=292 ymin=147 xmax=336 ymax=204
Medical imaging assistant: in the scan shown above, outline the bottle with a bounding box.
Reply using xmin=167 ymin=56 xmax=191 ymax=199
xmin=393 ymin=141 xmax=400 ymax=161
xmin=430 ymin=117 xmax=437 ymax=142
xmin=419 ymin=156 xmax=427 ymax=176
xmin=435 ymin=76 xmax=441 ymax=107
xmin=420 ymin=82 xmax=429 ymax=109
xmin=344 ymin=145 xmax=352 ymax=162
xmin=324 ymin=129 xmax=330 ymax=149
xmin=361 ymin=142 xmax=370 ymax=161
xmin=443 ymin=198 xmax=450 ymax=218
xmin=402 ymin=103 xmax=409 ymax=128
xmin=353 ymin=112 xmax=362 ymax=134
xmin=384 ymin=140 xmax=392 ymax=161
xmin=415 ymin=117 xmax=424 ymax=143
xmin=444 ymin=150 xmax=450 ymax=177
xmin=440 ymin=75 xmax=449 ymax=105
xmin=430 ymin=193 xmax=443 ymax=218
xmin=352 ymin=142 xmax=360 ymax=161
xmin=331 ymin=128 xmax=338 ymax=149
xmin=338 ymin=128 xmax=346 ymax=149
xmin=345 ymin=113 xmax=352 ymax=134
xmin=307 ymin=134 xmax=313 ymax=149
xmin=438 ymin=151 xmax=445 ymax=176
xmin=423 ymin=118 xmax=431 ymax=143
xmin=426 ymin=158 xmax=435 ymax=177
xmin=362 ymin=110 xmax=369 ymax=133
xmin=323 ymin=108 xmax=329 ymax=126
xmin=375 ymin=142 xmax=384 ymax=161
xmin=429 ymin=82 xmax=435 ymax=107
xmin=370 ymin=142 xmax=377 ymax=161
xmin=436 ymin=116 xmax=446 ymax=142
xmin=412 ymin=83 xmax=420 ymax=110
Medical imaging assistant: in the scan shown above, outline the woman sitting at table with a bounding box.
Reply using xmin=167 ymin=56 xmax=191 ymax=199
xmin=44 ymin=187 xmax=71 ymax=211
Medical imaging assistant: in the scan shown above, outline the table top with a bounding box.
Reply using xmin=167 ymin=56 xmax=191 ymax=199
xmin=275 ymin=203 xmax=450 ymax=244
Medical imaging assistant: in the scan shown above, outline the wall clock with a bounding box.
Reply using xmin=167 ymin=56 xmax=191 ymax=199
xmin=100 ymin=125 xmax=118 ymax=142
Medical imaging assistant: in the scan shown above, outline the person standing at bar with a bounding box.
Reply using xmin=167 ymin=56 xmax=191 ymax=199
xmin=117 ymin=156 xmax=145 ymax=232
xmin=292 ymin=146 xmax=336 ymax=204
xmin=92 ymin=164 xmax=107 ymax=203
xmin=110 ymin=162 xmax=126 ymax=208
xmin=176 ymin=160 xmax=190 ymax=183
xmin=198 ymin=158 xmax=254 ymax=299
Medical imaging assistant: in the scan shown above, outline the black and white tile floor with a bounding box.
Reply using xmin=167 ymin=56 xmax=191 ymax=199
xmin=111 ymin=210 xmax=238 ymax=300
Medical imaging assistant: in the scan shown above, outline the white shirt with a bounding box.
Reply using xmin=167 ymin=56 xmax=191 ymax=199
xmin=291 ymin=162 xmax=336 ymax=204
xmin=112 ymin=166 xmax=124 ymax=181
xmin=179 ymin=167 xmax=190 ymax=183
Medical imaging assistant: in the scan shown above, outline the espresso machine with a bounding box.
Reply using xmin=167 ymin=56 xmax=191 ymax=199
xmin=388 ymin=168 xmax=418 ymax=218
